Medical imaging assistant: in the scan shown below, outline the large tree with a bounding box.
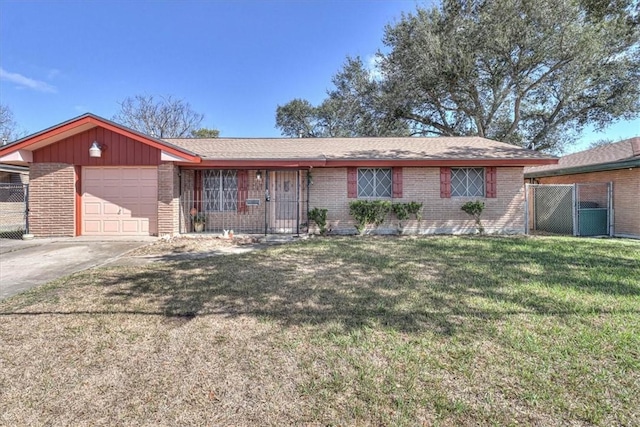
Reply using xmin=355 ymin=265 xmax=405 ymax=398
xmin=275 ymin=58 xmax=409 ymax=138
xmin=381 ymin=0 xmax=640 ymax=151
xmin=278 ymin=0 xmax=640 ymax=152
xmin=112 ymin=95 xmax=213 ymax=138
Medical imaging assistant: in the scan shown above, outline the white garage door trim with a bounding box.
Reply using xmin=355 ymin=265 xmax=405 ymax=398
xmin=82 ymin=166 xmax=158 ymax=236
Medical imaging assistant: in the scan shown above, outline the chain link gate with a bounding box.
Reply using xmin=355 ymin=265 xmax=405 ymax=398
xmin=0 ymin=183 xmax=28 ymax=239
xmin=525 ymin=183 xmax=611 ymax=237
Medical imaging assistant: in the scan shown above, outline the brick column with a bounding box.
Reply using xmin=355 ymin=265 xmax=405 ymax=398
xmin=29 ymin=163 xmax=76 ymax=237
xmin=157 ymin=162 xmax=179 ymax=235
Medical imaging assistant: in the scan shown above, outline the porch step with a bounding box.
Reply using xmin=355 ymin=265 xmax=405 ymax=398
xmin=258 ymin=234 xmax=309 ymax=244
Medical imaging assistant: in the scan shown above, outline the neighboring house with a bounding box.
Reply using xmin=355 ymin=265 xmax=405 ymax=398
xmin=0 ymin=164 xmax=28 ymax=204
xmin=525 ymin=137 xmax=640 ymax=239
xmin=0 ymin=113 xmax=556 ymax=237
xmin=0 ymin=164 xmax=29 ymax=185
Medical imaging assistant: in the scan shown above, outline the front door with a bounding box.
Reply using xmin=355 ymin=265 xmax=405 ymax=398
xmin=269 ymin=170 xmax=299 ymax=232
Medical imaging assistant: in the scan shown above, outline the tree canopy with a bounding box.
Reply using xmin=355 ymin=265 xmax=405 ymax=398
xmin=276 ymin=58 xmax=409 ymax=138
xmin=276 ymin=0 xmax=640 ymax=152
xmin=112 ymin=95 xmax=217 ymax=138
xmin=190 ymin=127 xmax=220 ymax=138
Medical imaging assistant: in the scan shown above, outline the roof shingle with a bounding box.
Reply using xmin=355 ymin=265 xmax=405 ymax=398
xmin=525 ymin=137 xmax=640 ymax=176
xmin=164 ymin=136 xmax=557 ymax=162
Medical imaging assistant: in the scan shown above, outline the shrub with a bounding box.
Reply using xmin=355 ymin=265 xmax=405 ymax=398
xmin=308 ymin=208 xmax=328 ymax=235
xmin=391 ymin=203 xmax=410 ymax=221
xmin=349 ymin=200 xmax=392 ymax=234
xmin=406 ymin=201 xmax=423 ymax=220
xmin=461 ymin=201 xmax=485 ymax=234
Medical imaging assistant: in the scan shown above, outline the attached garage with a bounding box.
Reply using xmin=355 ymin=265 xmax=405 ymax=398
xmin=0 ymin=114 xmax=200 ymax=237
xmin=82 ymin=167 xmax=158 ymax=236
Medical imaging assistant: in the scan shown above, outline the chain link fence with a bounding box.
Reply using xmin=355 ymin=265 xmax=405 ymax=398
xmin=527 ymin=184 xmax=574 ymax=235
xmin=0 ymin=183 xmax=28 ymax=239
xmin=526 ymin=183 xmax=611 ymax=236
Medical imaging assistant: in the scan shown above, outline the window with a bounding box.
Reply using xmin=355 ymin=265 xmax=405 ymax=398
xmin=358 ymin=168 xmax=392 ymax=198
xmin=203 ymin=170 xmax=237 ymax=211
xmin=450 ymin=168 xmax=485 ymax=197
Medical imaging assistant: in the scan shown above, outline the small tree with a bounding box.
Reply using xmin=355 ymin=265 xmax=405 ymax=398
xmin=0 ymin=105 xmax=26 ymax=143
xmin=461 ymin=201 xmax=485 ymax=234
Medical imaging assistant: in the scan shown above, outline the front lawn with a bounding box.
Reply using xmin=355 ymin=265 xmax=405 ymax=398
xmin=1 ymin=236 xmax=638 ymax=426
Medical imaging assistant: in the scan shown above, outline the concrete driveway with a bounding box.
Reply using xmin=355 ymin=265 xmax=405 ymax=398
xmin=0 ymin=236 xmax=156 ymax=300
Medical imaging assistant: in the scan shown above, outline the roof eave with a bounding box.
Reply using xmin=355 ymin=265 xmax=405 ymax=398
xmin=325 ymin=158 xmax=558 ymax=167
xmin=177 ymin=159 xmax=326 ymax=168
xmin=0 ymin=113 xmax=202 ymax=164
xmin=525 ymin=158 xmax=640 ymax=178
xmin=177 ymin=157 xmax=557 ymax=168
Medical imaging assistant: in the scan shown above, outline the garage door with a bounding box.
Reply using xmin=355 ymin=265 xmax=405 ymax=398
xmin=82 ymin=167 xmax=158 ymax=236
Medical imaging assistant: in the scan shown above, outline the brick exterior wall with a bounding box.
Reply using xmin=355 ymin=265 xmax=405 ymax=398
xmin=158 ymin=162 xmax=179 ymax=236
xmin=29 ymin=163 xmax=76 ymax=237
xmin=537 ymin=169 xmax=640 ymax=238
xmin=308 ymin=167 xmax=526 ymax=234
xmin=26 ymin=163 xmax=528 ymax=237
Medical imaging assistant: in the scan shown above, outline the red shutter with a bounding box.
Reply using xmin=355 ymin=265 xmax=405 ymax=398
xmin=486 ymin=167 xmax=497 ymax=198
xmin=440 ymin=167 xmax=451 ymax=198
xmin=392 ymin=167 xmax=403 ymax=198
xmin=347 ymin=167 xmax=358 ymax=198
xmin=237 ymin=170 xmax=248 ymax=213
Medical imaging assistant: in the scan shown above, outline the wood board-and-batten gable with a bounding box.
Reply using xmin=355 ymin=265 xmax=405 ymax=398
xmin=0 ymin=113 xmax=201 ymax=166
xmin=34 ymin=126 xmax=161 ymax=166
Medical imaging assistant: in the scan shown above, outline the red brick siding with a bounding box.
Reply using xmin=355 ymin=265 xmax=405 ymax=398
xmin=309 ymin=167 xmax=525 ymax=234
xmin=29 ymin=163 xmax=76 ymax=237
xmin=537 ymin=169 xmax=640 ymax=238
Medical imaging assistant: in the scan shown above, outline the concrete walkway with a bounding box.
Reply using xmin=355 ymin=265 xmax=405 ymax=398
xmin=0 ymin=236 xmax=156 ymax=300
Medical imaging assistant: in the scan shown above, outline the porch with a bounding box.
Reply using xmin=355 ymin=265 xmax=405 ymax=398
xmin=179 ymin=168 xmax=310 ymax=235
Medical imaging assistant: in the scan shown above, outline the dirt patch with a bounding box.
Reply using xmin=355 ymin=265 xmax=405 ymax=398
xmin=128 ymin=235 xmax=265 ymax=257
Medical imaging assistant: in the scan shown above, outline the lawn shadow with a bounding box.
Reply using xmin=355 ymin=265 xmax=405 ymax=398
xmin=86 ymin=236 xmax=640 ymax=336
xmin=2 ymin=237 xmax=637 ymax=336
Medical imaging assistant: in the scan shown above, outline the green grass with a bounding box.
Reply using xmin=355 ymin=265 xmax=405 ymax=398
xmin=1 ymin=236 xmax=638 ymax=426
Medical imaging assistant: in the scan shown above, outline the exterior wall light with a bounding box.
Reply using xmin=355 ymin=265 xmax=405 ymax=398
xmin=89 ymin=141 xmax=104 ymax=158
xmin=256 ymin=170 xmax=262 ymax=181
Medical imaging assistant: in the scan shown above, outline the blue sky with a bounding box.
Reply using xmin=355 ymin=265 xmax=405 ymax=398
xmin=1 ymin=0 xmax=638 ymax=153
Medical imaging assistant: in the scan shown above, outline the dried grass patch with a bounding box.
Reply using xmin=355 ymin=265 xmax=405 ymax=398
xmin=128 ymin=235 xmax=263 ymax=257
